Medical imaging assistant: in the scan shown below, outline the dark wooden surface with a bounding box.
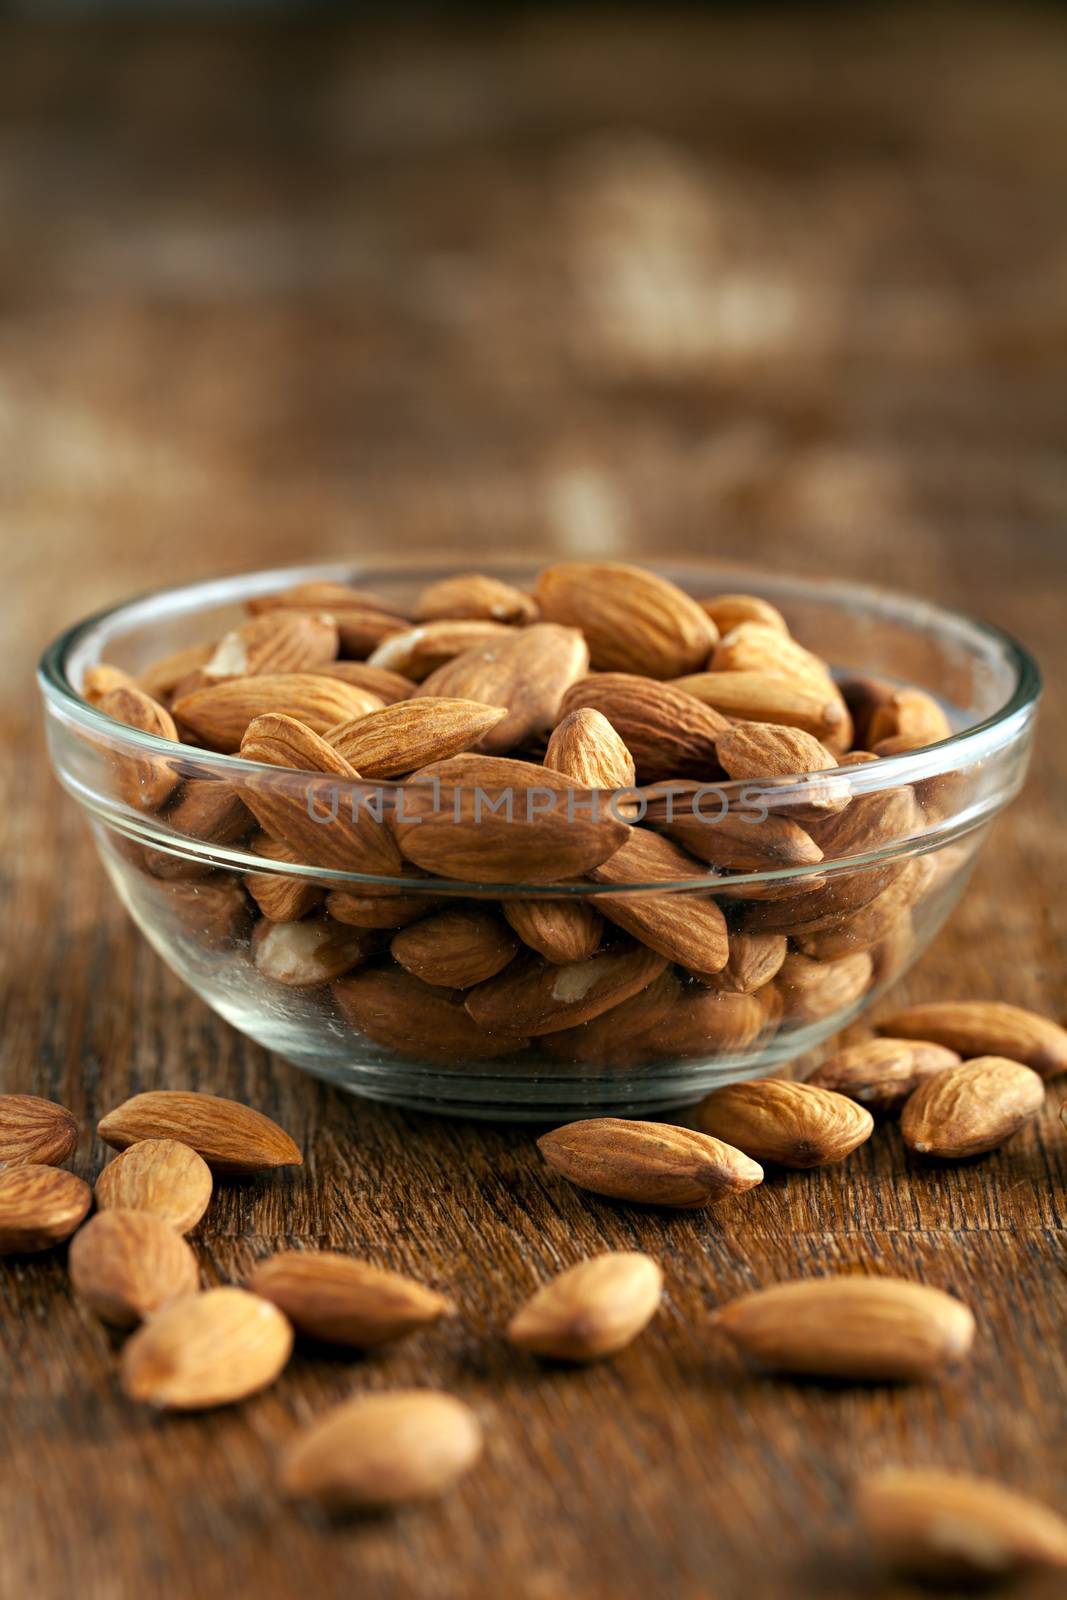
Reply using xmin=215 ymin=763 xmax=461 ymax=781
xmin=2 ymin=10 xmax=1067 ymax=1598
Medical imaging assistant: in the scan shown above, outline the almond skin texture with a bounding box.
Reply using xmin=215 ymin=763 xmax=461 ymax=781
xmin=855 ymin=1468 xmax=1067 ymax=1582
xmin=121 ymin=1287 xmax=293 ymax=1410
xmin=368 ymin=619 xmax=514 ymax=680
xmin=877 ymin=1001 xmax=1067 ymax=1080
xmin=900 ymin=1056 xmax=1045 ymax=1158
xmin=414 ymin=572 xmax=538 ymax=625
xmin=537 ymin=1117 xmax=763 ymax=1209
xmin=326 ymin=698 xmax=508 ymax=777
xmin=695 ymin=1078 xmax=874 ymax=1168
xmin=82 ymin=662 xmax=138 ymax=704
xmin=0 ymin=1165 xmax=91 ymax=1253
xmin=713 ymin=1276 xmax=975 ymax=1379
xmin=715 ymin=722 xmax=849 ymax=819
xmin=464 ymin=945 xmax=667 ymax=1038
xmin=774 ymin=950 xmax=874 ymax=1024
xmin=203 ymin=611 xmax=339 ymax=680
xmin=867 ymin=686 xmax=952 ymax=749
xmin=173 ymin=674 xmax=384 ymax=752
xmin=701 ymin=932 xmax=787 ymax=995
xmin=536 ymin=561 xmax=717 ymax=678
xmin=68 ymin=1210 xmax=200 ymax=1328
xmin=647 ymin=783 xmax=824 ymax=873
xmin=507 ymin=1252 xmax=663 ymax=1361
xmin=280 ymin=1390 xmax=483 ymax=1511
xmin=98 ymin=685 xmax=182 ymax=812
xmin=588 ymin=828 xmax=730 ymax=978
xmin=248 ymin=1250 xmax=453 ymax=1348
xmin=502 ymin=898 xmax=605 ymax=964
xmin=239 ymin=712 xmax=358 ymax=776
xmin=559 ymin=674 xmax=728 ymax=783
xmin=0 ymin=1094 xmax=79 ymax=1166
xmin=806 ymin=1039 xmax=960 ymax=1116
xmin=698 ymin=593 xmax=789 ymax=637
xmin=544 ymin=707 xmax=637 ymax=791
xmin=390 ymin=906 xmax=518 ymax=988
xmin=334 ymin=967 xmax=525 ymax=1061
xmin=310 ymin=660 xmax=415 ymax=703
xmin=710 ymin=621 xmax=835 ymax=694
xmin=97 ymin=1091 xmax=302 ymax=1175
xmin=414 ymin=623 xmax=590 ymax=752
xmin=94 ymin=1139 xmax=213 ymax=1233
xmin=672 ymin=671 xmax=849 ymax=747
xmin=245 ymin=833 xmax=325 ymax=923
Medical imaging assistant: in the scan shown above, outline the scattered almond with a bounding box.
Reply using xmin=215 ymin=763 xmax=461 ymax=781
xmin=0 ymin=1094 xmax=79 ymax=1166
xmin=69 ymin=1209 xmax=200 ymax=1327
xmin=537 ymin=1117 xmax=763 ymax=1209
xmin=806 ymin=1038 xmax=960 ymax=1115
xmin=121 ymin=1287 xmax=293 ymax=1409
xmin=0 ymin=1165 xmax=91 ymax=1253
xmin=877 ymin=1000 xmax=1067 ymax=1080
xmin=97 ymin=1091 xmax=302 ymax=1174
xmin=900 ymin=1056 xmax=1045 ymax=1158
xmin=94 ymin=1138 xmax=214 ymax=1233
xmin=695 ymin=1078 xmax=874 ymax=1167
xmin=248 ymin=1250 xmax=453 ymax=1347
xmin=507 ymin=1252 xmax=663 ymax=1361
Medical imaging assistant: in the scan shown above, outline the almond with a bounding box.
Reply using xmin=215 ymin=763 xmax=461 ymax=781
xmin=588 ymin=828 xmax=729 ymax=977
xmin=161 ymin=777 xmax=252 ymax=847
xmin=0 ymin=1165 xmax=91 ymax=1253
xmin=713 ymin=1276 xmax=975 ymax=1379
xmin=309 ymin=660 xmax=415 ymax=703
xmin=97 ymin=1091 xmax=302 ymax=1174
xmin=464 ymin=943 xmax=667 ymax=1037
xmin=535 ymin=561 xmax=717 ymax=678
xmin=559 ymin=674 xmax=728 ymax=783
xmin=279 ymin=1390 xmax=483 ymax=1509
xmin=806 ymin=783 xmax=921 ymax=858
xmin=695 ymin=1078 xmax=874 ymax=1167
xmin=710 ymin=621 xmax=835 ymax=693
xmin=544 ymin=707 xmax=637 ymax=791
xmin=253 ymin=918 xmax=376 ymax=987
xmin=82 ymin=662 xmax=138 ymax=704
xmin=867 ymin=686 xmax=952 ymax=749
xmin=855 ymin=1468 xmax=1067 ymax=1582
xmin=715 ymin=722 xmax=849 ymax=819
xmin=390 ymin=905 xmax=518 ymax=988
xmin=806 ymin=1038 xmax=960 ymax=1116
xmin=202 ymin=612 xmax=339 ymax=680
xmin=645 ymin=987 xmax=771 ymax=1057
xmin=94 ymin=1139 xmax=214 ymax=1233
xmin=239 ymin=712 xmax=357 ymax=775
xmin=97 ymin=685 xmax=182 ymax=812
xmin=740 ymin=859 xmax=906 ymax=933
xmin=0 ymin=1094 xmax=79 ymax=1166
xmin=537 ymin=1117 xmax=763 ymax=1209
xmin=414 ymin=573 xmax=538 ymax=625
xmin=248 ymin=1250 xmax=453 ymax=1347
xmin=121 ymin=1287 xmax=293 ymax=1409
xmin=672 ymin=671 xmax=849 ymax=747
xmin=507 ymin=1251 xmax=663 ymax=1361
xmin=333 ymin=967 xmax=525 ymax=1060
xmin=502 ymin=898 xmax=604 ymax=964
xmin=900 ymin=1056 xmax=1045 ymax=1158
xmin=698 ymin=932 xmax=787 ymax=995
xmin=173 ymin=674 xmax=385 ymax=752
xmin=247 ymin=580 xmax=404 ymax=618
xmin=158 ymin=877 xmax=253 ymax=949
xmin=245 ymin=833 xmax=325 ymax=923
xmin=368 ymin=618 xmax=515 ymax=680
xmin=138 ymin=642 xmax=215 ymax=703
xmin=326 ymin=698 xmax=508 ymax=777
xmin=877 ymin=1001 xmax=1067 ymax=1080
xmin=839 ymin=675 xmax=897 ymax=747
xmin=393 ymin=755 xmax=629 ymax=883
xmin=793 ymin=856 xmax=935 ymax=961
xmin=541 ymin=970 xmax=685 ymax=1068
xmin=414 ymin=623 xmax=590 ymax=752
xmin=647 ymin=783 xmax=824 ymax=873
xmin=326 ymin=886 xmax=442 ymax=930
xmin=698 ymin=593 xmax=789 ymax=636
xmin=68 ymin=1209 xmax=200 ymax=1327
xmin=775 ymin=950 xmax=873 ymax=1023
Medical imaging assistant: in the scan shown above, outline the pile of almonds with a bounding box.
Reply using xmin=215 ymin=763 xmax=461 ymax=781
xmin=81 ymin=564 xmax=966 ymax=1067
xmin=3 ymin=988 xmax=1067 ymax=1580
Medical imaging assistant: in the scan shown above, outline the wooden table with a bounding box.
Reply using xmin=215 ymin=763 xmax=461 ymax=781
xmin=2 ymin=10 xmax=1066 ymax=1597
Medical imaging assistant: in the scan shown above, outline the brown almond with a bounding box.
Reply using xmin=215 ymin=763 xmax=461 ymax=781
xmin=698 ymin=593 xmax=789 ymax=636
xmin=710 ymin=621 xmax=835 ymax=693
xmin=239 ymin=712 xmax=358 ymax=775
xmin=98 ymin=685 xmax=182 ymax=812
xmin=793 ymin=856 xmax=935 ymax=960
xmin=137 ymin=642 xmax=215 ymax=703
xmin=246 ymin=580 xmax=405 ymax=618
xmin=414 ymin=573 xmax=538 ymax=625
xmin=280 ymin=1389 xmax=483 ymax=1509
xmin=368 ymin=618 xmax=515 ymax=680
xmin=855 ymin=1468 xmax=1067 ymax=1582
xmin=334 ymin=967 xmax=525 ymax=1061
xmin=774 ymin=950 xmax=874 ymax=1023
xmin=877 ymin=1000 xmax=1067 ymax=1080
xmin=672 ymin=671 xmax=849 ymax=747
xmin=713 ymin=1276 xmax=975 ymax=1379
xmin=94 ymin=1139 xmax=214 ymax=1233
xmin=248 ymin=1250 xmax=453 ymax=1347
xmin=867 ymin=686 xmax=952 ymax=749
xmin=414 ymin=623 xmax=590 ymax=752
xmin=588 ymin=828 xmax=729 ymax=978
xmin=161 ymin=777 xmax=252 ymax=847
xmin=716 ymin=722 xmax=849 ymax=819
xmin=536 ymin=561 xmax=717 ymax=678
xmin=245 ymin=832 xmax=325 ymax=923
xmin=121 ymin=1287 xmax=293 ymax=1409
xmin=544 ymin=707 xmax=637 ymax=791
xmin=739 ymin=859 xmax=906 ymax=932
xmin=393 ymin=755 xmax=629 ymax=883
xmin=806 ymin=1038 xmax=960 ymax=1116
xmin=465 ymin=944 xmax=667 ymax=1038
xmin=203 ymin=611 xmax=339 ymax=680
xmin=0 ymin=1165 xmax=92 ymax=1253
xmin=309 ymin=660 xmax=415 ymax=703
xmin=0 ymin=1094 xmax=79 ymax=1167
xmin=507 ymin=1251 xmax=663 ymax=1361
xmin=642 ymin=987 xmax=771 ymax=1058
xmin=502 ymin=898 xmax=605 ymax=964
xmin=82 ymin=662 xmax=138 ymax=705
xmin=326 ymin=698 xmax=508 ymax=778
xmin=97 ymin=1091 xmax=302 ymax=1174
xmin=647 ymin=783 xmax=824 ymax=873
xmin=805 ymin=784 xmax=921 ymax=858
xmin=326 ymin=886 xmax=442 ymax=930
xmin=559 ymin=674 xmax=728 ymax=784
xmin=390 ymin=905 xmax=518 ymax=988
xmin=253 ymin=918 xmax=376 ymax=987
xmin=695 ymin=1078 xmax=873 ymax=1167
xmin=537 ymin=1117 xmax=763 ymax=1209
xmin=901 ymin=1056 xmax=1045 ymax=1158
xmin=698 ymin=932 xmax=787 ymax=995
xmin=540 ymin=971 xmax=685 ymax=1068
xmin=69 ymin=1210 xmax=200 ymax=1327
xmin=173 ymin=674 xmax=384 ymax=752
xmin=158 ymin=877 xmax=253 ymax=949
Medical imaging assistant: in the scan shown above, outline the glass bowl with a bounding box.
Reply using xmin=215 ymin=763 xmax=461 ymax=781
xmin=38 ymin=562 xmax=1040 ymax=1120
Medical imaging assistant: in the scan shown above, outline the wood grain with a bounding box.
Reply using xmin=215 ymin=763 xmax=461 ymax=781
xmin=2 ymin=9 xmax=1066 ymax=1598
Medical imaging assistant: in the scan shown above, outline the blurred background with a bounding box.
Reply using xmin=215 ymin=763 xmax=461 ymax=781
xmin=2 ymin=2 xmax=1065 ymax=649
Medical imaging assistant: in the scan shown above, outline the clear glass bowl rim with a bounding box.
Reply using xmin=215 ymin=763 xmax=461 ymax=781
xmin=37 ymin=559 xmax=1042 ymax=894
